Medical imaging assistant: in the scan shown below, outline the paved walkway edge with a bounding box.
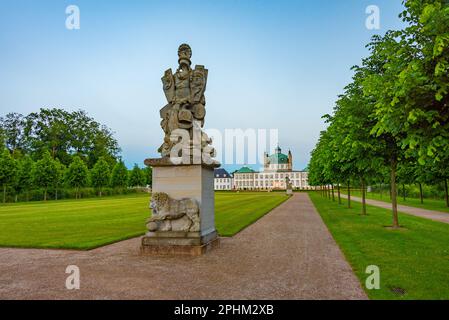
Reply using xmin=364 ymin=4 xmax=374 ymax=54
xmin=340 ymin=194 xmax=449 ymax=225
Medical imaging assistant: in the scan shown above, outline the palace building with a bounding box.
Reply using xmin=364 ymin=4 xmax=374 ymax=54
xmin=214 ymin=146 xmax=310 ymax=191
xmin=214 ymin=168 xmax=234 ymax=190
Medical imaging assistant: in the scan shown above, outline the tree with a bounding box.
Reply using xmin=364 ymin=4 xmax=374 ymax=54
xmin=0 ymin=113 xmax=26 ymax=156
xmin=24 ymin=108 xmax=71 ymax=162
xmin=367 ymin=0 xmax=449 ymax=218
xmin=54 ymin=160 xmax=66 ymax=200
xmin=32 ymin=151 xmax=58 ymax=201
xmin=65 ymin=156 xmax=89 ymax=199
xmin=13 ymin=155 xmax=35 ymax=202
xmin=128 ymin=164 xmax=145 ymax=187
xmin=90 ymin=157 xmax=111 ymax=196
xmin=111 ymin=161 xmax=128 ymax=188
xmin=20 ymin=108 xmax=120 ymax=167
xmin=144 ymin=166 xmax=153 ymax=187
xmin=0 ymin=149 xmax=17 ymax=203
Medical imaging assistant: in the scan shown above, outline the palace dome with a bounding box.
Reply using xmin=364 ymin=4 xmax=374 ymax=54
xmin=268 ymin=153 xmax=289 ymax=164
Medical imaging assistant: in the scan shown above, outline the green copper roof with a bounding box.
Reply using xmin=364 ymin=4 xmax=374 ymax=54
xmin=236 ymin=166 xmax=255 ymax=173
xmin=268 ymin=153 xmax=289 ymax=164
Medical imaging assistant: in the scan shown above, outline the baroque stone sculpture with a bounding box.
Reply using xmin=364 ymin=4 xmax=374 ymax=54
xmin=157 ymin=43 xmax=215 ymax=161
xmin=285 ymin=176 xmax=293 ymax=196
xmin=141 ymin=44 xmax=220 ymax=256
xmin=147 ymin=192 xmax=200 ymax=233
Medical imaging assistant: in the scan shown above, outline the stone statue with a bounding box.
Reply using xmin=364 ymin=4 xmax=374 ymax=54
xmin=157 ymin=44 xmax=214 ymax=160
xmin=285 ymin=177 xmax=293 ymax=195
xmin=141 ymin=44 xmax=220 ymax=255
xmin=147 ymin=192 xmax=200 ymax=233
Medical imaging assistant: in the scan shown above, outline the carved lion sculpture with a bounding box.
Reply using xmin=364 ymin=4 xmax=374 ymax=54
xmin=147 ymin=192 xmax=200 ymax=233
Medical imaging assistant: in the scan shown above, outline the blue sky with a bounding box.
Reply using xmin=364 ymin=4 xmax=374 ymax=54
xmin=0 ymin=0 xmax=405 ymax=171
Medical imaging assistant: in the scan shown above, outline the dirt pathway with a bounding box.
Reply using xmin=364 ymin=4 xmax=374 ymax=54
xmin=0 ymin=194 xmax=367 ymax=300
xmin=341 ymin=194 xmax=449 ymax=225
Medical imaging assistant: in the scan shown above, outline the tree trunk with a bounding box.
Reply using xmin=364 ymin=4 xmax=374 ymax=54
xmin=337 ymin=184 xmax=341 ymax=204
xmin=445 ymin=179 xmax=449 ymax=208
xmin=99 ymin=189 xmax=102 ymax=197
xmin=361 ymin=179 xmax=367 ymax=215
xmin=419 ymin=183 xmax=423 ymax=204
xmin=3 ymin=185 xmax=6 ymax=204
xmin=327 ymin=185 xmax=331 ymax=199
xmin=391 ymin=158 xmax=399 ymax=228
xmin=15 ymin=194 xmax=18 ymax=203
xmin=380 ymin=183 xmax=383 ymax=199
xmin=347 ymin=180 xmax=351 ymax=208
xmin=44 ymin=188 xmax=47 ymax=201
xmin=55 ymin=188 xmax=58 ymax=201
xmin=331 ymin=184 xmax=335 ymax=202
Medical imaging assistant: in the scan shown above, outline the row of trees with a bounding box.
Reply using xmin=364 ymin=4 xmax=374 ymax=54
xmin=0 ymin=149 xmax=151 ymax=203
xmin=309 ymin=0 xmax=449 ymax=228
xmin=0 ymin=108 xmax=120 ymax=168
xmin=0 ymin=107 xmax=152 ymax=202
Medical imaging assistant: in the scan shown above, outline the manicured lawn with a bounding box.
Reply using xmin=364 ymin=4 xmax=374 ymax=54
xmin=309 ymin=192 xmax=449 ymax=300
xmin=215 ymin=192 xmax=289 ymax=236
xmin=0 ymin=192 xmax=288 ymax=250
xmin=348 ymin=190 xmax=449 ymax=214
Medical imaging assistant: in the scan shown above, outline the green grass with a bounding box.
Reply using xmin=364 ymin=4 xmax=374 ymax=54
xmin=0 ymin=192 xmax=288 ymax=250
xmin=309 ymin=192 xmax=449 ymax=300
xmin=215 ymin=192 xmax=289 ymax=236
xmin=348 ymin=190 xmax=449 ymax=214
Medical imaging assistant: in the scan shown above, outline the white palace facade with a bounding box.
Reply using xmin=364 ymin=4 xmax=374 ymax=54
xmin=214 ymin=146 xmax=310 ymax=191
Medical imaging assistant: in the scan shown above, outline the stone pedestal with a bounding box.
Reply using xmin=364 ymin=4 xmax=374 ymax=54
xmin=286 ymin=189 xmax=293 ymax=196
xmin=141 ymin=159 xmax=220 ymax=256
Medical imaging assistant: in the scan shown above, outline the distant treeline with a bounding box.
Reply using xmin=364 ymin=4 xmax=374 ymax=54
xmin=0 ymin=108 xmax=151 ymax=203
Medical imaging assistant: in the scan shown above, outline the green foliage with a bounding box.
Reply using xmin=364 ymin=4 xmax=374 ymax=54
xmin=90 ymin=157 xmax=111 ymax=194
xmin=0 ymin=108 xmax=120 ymax=168
xmin=32 ymin=151 xmax=58 ymax=201
xmin=65 ymin=156 xmax=89 ymax=198
xmin=309 ymin=0 xmax=449 ymax=224
xmin=128 ymin=164 xmax=145 ymax=187
xmin=111 ymin=161 xmax=128 ymax=188
xmin=13 ymin=155 xmax=35 ymax=196
xmin=0 ymin=148 xmax=18 ymax=203
xmin=143 ymin=166 xmax=152 ymax=186
xmin=0 ymin=113 xmax=25 ymax=155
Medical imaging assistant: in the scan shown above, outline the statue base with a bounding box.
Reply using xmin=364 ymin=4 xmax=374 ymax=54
xmin=141 ymin=158 xmax=220 ymax=256
xmin=286 ymin=189 xmax=293 ymax=196
xmin=141 ymin=233 xmax=220 ymax=256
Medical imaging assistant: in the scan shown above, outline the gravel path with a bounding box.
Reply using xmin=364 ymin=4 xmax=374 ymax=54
xmin=0 ymin=193 xmax=367 ymax=300
xmin=341 ymin=194 xmax=449 ymax=225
